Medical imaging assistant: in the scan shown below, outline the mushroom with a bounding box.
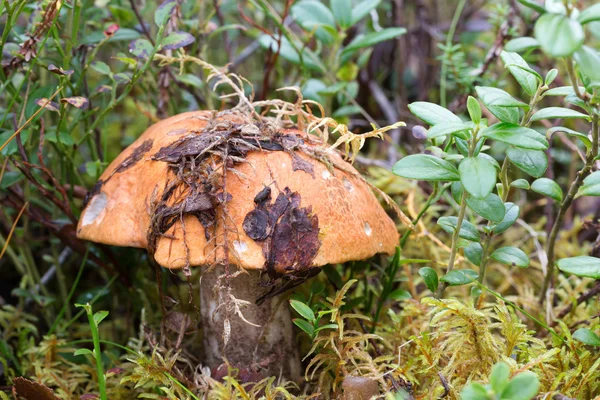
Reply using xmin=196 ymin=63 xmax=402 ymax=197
xmin=77 ymin=110 xmax=399 ymax=381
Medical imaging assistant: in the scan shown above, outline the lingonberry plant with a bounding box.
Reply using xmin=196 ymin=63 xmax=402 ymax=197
xmin=393 ymin=0 xmax=599 ymax=339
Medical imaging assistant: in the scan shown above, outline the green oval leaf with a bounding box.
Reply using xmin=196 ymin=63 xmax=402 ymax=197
xmin=466 ymin=193 xmax=506 ymax=222
xmin=504 ymin=37 xmax=540 ymax=52
xmin=427 ymin=122 xmax=474 ymax=139
xmin=476 ymin=86 xmax=528 ymax=108
xmin=331 ymin=0 xmax=352 ymax=28
xmin=464 ymin=242 xmax=483 ymax=267
xmin=572 ymin=328 xmax=600 ymax=347
xmin=578 ymin=3 xmax=600 ymax=24
xmin=342 ymin=27 xmax=407 ymax=54
xmin=506 ymin=147 xmax=548 ymax=178
xmin=573 ymin=45 xmax=600 ymax=82
xmin=162 ymin=31 xmax=195 ymax=50
xmin=392 ymin=154 xmax=460 ymax=181
xmin=547 ymin=126 xmax=592 ymax=149
xmin=534 ymin=13 xmax=584 ymax=57
xmin=438 ymin=216 xmax=480 ymax=242
xmin=557 ymin=256 xmax=600 ymax=279
xmin=408 ymin=102 xmax=462 ymax=126
xmin=500 ymin=371 xmax=540 ymax=400
xmin=418 ymin=267 xmax=439 ymax=293
xmin=482 ymin=123 xmax=548 ymax=150
xmin=129 ymin=38 xmax=154 ymax=59
xmin=501 ymin=51 xmax=540 ymax=96
xmin=155 ymin=0 xmax=177 ymax=26
xmin=290 ymin=299 xmax=316 ymax=322
xmin=578 ymin=171 xmax=600 ymax=197
xmin=351 ymin=0 xmax=381 ymax=24
xmin=530 ymin=107 xmax=590 ymax=122
xmin=459 ymin=157 xmax=497 ymax=199
xmin=491 ymin=246 xmax=530 ymax=268
xmin=291 ymin=0 xmax=336 ymax=44
xmin=493 ymin=202 xmax=520 ymax=234
xmin=510 ymin=178 xmax=530 ymax=189
xmin=440 ymin=269 xmax=478 ymax=286
xmin=531 ymin=177 xmax=563 ymax=202
xmin=293 ymin=319 xmax=315 ymax=336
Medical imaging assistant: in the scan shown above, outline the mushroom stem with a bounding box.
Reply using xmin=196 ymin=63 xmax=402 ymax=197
xmin=200 ymin=265 xmax=301 ymax=381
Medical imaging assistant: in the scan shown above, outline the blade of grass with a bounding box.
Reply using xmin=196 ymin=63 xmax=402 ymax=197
xmin=0 ymin=202 xmax=28 ymax=260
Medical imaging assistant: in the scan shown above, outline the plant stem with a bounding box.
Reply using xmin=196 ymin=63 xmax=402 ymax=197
xmin=539 ymin=112 xmax=599 ymax=304
xmin=83 ymin=304 xmax=107 ymax=400
xmin=436 ymin=189 xmax=469 ymax=298
xmin=439 ymin=0 xmax=467 ymax=108
xmin=400 ymin=182 xmax=450 ymax=248
xmin=475 ymin=84 xmax=545 ymax=304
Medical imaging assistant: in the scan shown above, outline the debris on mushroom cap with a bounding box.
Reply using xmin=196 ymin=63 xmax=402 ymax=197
xmin=77 ymin=110 xmax=399 ymax=276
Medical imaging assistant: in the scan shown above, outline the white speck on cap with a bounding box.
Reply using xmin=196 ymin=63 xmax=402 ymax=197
xmin=81 ymin=192 xmax=107 ymax=227
xmin=233 ymin=240 xmax=248 ymax=255
xmin=364 ymin=222 xmax=372 ymax=236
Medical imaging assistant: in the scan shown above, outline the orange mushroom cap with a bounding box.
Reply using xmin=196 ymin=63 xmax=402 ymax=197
xmin=77 ymin=111 xmax=399 ymax=274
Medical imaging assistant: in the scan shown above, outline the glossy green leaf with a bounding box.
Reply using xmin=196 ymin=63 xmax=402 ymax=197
xmin=90 ymin=61 xmax=111 ymax=75
xmin=578 ymin=3 xmax=600 ymax=24
xmin=544 ymin=86 xmax=585 ymax=96
xmin=467 ymin=96 xmax=482 ymax=124
xmin=459 ymin=157 xmax=497 ymax=199
xmin=517 ymin=0 xmax=546 ymax=13
xmin=293 ymin=319 xmax=315 ymax=336
xmin=464 ymin=242 xmax=483 ymax=267
xmin=154 ymin=0 xmax=177 ymax=26
xmin=490 ymin=362 xmax=510 ymax=394
xmin=74 ymin=348 xmax=94 ymax=357
xmin=506 ymin=147 xmax=548 ymax=178
xmin=491 ymin=246 xmax=530 ymax=268
xmin=343 ymin=27 xmax=407 ymax=54
xmin=408 ymin=102 xmax=462 ymax=126
xmin=129 ymin=38 xmax=154 ymax=58
xmin=504 ymin=37 xmax=540 ymax=52
xmin=534 ymin=13 xmax=584 ymax=57
xmin=440 ymin=270 xmax=478 ymax=286
xmin=438 ymin=216 xmax=480 ymax=242
xmin=389 ymin=289 xmax=412 ymax=301
xmin=466 ymin=193 xmax=505 ymax=222
xmin=545 ymin=69 xmax=559 ymax=86
xmin=578 ymin=171 xmax=600 ymax=197
xmin=557 ymin=256 xmax=600 ymax=279
xmin=547 ymin=126 xmax=592 ymax=149
xmin=93 ymin=310 xmax=109 ymax=326
xmin=291 ymin=1 xmax=336 ymax=44
xmin=511 ymin=179 xmax=530 ymax=189
xmin=501 ymin=51 xmax=540 ymax=96
xmin=572 ymin=328 xmax=600 ymax=346
xmin=162 ymin=31 xmax=195 ymax=50
xmin=500 ymin=371 xmax=540 ymax=400
xmin=482 ymin=123 xmax=548 ymax=150
xmin=531 ymin=107 xmax=590 ymax=122
xmin=351 ymin=0 xmax=381 ymax=24
xmin=419 ymin=267 xmax=439 ymax=293
xmin=493 ymin=202 xmax=519 ymax=234
xmin=573 ymin=45 xmax=600 ymax=82
xmin=476 ymin=86 xmax=528 ymax=108
xmin=531 ymin=178 xmax=563 ymax=201
xmin=427 ymin=122 xmax=473 ymax=139
xmin=331 ymin=0 xmax=352 ymax=28
xmin=460 ymin=382 xmax=489 ymax=400
xmin=290 ymin=299 xmax=316 ymax=322
xmin=392 ymin=154 xmax=460 ymax=181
